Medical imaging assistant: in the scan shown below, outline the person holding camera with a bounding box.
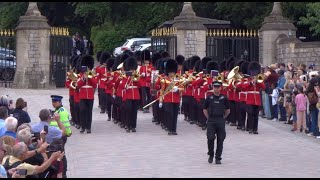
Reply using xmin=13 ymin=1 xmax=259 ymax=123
xmin=203 ymin=81 xmax=230 ymax=164
xmin=12 ymin=98 xmax=31 ymax=128
xmin=31 ymin=109 xmax=66 ymax=144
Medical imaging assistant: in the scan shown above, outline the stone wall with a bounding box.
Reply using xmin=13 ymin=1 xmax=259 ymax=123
xmin=13 ymin=28 xmax=50 ymax=89
xmin=176 ymin=30 xmax=206 ymax=59
xmin=276 ymin=37 xmax=320 ymax=67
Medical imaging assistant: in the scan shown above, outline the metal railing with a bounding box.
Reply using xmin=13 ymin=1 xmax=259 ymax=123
xmin=150 ymin=27 xmax=177 ymax=58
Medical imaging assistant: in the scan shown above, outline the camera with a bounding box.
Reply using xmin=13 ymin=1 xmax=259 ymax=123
xmin=49 ymin=109 xmax=55 ymax=117
xmin=31 ymin=132 xmax=40 ymax=143
xmin=47 ymin=144 xmax=64 ymax=152
xmin=16 ymin=169 xmax=27 ymax=176
xmin=44 ymin=125 xmax=48 ymax=134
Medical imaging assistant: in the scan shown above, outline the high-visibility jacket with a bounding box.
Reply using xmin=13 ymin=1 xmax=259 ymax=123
xmin=50 ymin=106 xmax=72 ymax=137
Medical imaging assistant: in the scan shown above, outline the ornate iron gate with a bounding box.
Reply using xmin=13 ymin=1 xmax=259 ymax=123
xmin=206 ymin=29 xmax=259 ymax=63
xmin=50 ymin=27 xmax=72 ymax=88
xmin=0 ymin=29 xmax=16 ymax=88
xmin=150 ymin=27 xmax=177 ymax=58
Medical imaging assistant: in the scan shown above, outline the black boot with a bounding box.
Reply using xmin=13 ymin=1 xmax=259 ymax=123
xmin=215 ymin=159 xmax=221 ymax=164
xmin=208 ymin=155 xmax=213 ymax=163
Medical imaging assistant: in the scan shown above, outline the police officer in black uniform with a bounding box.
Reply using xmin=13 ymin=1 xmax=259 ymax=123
xmin=203 ymin=81 xmax=230 ymax=164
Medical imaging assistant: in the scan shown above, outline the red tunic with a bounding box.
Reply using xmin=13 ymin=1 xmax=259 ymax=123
xmin=65 ymin=78 xmax=75 ymax=96
xmin=160 ymin=76 xmax=181 ymax=104
xmin=242 ymin=77 xmax=266 ymax=106
xmin=77 ymin=72 xmax=98 ymax=100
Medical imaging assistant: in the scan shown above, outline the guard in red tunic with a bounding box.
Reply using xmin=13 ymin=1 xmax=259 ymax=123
xmin=122 ymin=57 xmax=141 ymax=132
xmin=236 ymin=61 xmax=250 ymax=131
xmin=104 ymin=58 xmax=115 ymax=121
xmin=150 ymin=52 xmax=162 ymax=124
xmin=96 ymin=52 xmax=111 ymax=114
xmin=77 ymin=55 xmax=98 ymax=133
xmin=242 ymin=61 xmax=266 ymax=134
xmin=159 ymin=59 xmax=183 ymax=135
xmin=140 ymin=50 xmax=152 ymax=113
xmin=225 ymin=57 xmax=237 ymax=127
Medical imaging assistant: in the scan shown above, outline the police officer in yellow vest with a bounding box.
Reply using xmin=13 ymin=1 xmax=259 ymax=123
xmin=50 ymin=95 xmax=71 ymax=178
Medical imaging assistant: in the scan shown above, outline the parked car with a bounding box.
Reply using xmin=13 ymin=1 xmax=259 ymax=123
xmin=113 ymin=46 xmax=122 ymax=57
xmin=120 ymin=38 xmax=151 ymax=53
xmin=0 ymin=59 xmax=16 ymax=81
xmin=137 ymin=43 xmax=167 ymax=54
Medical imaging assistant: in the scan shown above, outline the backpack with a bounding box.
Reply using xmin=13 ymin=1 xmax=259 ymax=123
xmin=2 ymin=157 xmax=22 ymax=178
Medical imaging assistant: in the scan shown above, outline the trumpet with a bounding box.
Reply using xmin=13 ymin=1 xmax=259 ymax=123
xmin=66 ymin=68 xmax=78 ymax=89
xmin=216 ymin=73 xmax=229 ymax=87
xmin=132 ymin=70 xmax=140 ymax=82
xmin=254 ymin=73 xmax=265 ymax=83
xmin=86 ymin=67 xmax=96 ymax=79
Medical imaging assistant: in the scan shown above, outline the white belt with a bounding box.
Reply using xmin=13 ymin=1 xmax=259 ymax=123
xmin=101 ymin=78 xmax=107 ymax=81
xmin=82 ymin=85 xmax=93 ymax=88
xmin=200 ymin=86 xmax=204 ymax=88
xmin=127 ymin=86 xmax=138 ymax=89
xmin=247 ymin=91 xmax=259 ymax=94
xmin=239 ymin=92 xmax=247 ymax=95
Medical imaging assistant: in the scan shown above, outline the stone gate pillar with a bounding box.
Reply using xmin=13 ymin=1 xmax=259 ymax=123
xmin=13 ymin=2 xmax=52 ymax=89
xmin=258 ymin=2 xmax=297 ymax=66
xmin=172 ymin=2 xmax=207 ymax=59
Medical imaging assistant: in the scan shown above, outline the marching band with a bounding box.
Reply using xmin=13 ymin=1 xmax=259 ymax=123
xmin=65 ymin=50 xmax=266 ymax=135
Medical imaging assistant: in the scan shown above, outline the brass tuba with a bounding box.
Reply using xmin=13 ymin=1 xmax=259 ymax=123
xmin=132 ymin=70 xmax=140 ymax=82
xmin=67 ymin=68 xmax=78 ymax=89
xmin=86 ymin=67 xmax=96 ymax=79
xmin=254 ymin=73 xmax=265 ymax=83
xmin=216 ymin=73 xmax=229 ymax=87
xmin=227 ymin=66 xmax=243 ymax=88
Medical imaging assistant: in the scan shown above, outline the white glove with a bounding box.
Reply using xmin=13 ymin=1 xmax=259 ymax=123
xmin=172 ymin=86 xmax=179 ymax=92
xmin=141 ymin=73 xmax=145 ymax=77
xmin=159 ymin=103 xmax=163 ymax=108
xmin=112 ymin=95 xmax=116 ymax=99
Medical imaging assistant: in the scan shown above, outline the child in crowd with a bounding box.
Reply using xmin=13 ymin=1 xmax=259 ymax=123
xmin=295 ymin=86 xmax=307 ymax=133
xmin=291 ymin=90 xmax=298 ymax=131
xmin=270 ymin=83 xmax=279 ymax=121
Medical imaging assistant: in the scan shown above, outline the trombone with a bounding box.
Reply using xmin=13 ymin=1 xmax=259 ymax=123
xmin=66 ymin=68 xmax=78 ymax=89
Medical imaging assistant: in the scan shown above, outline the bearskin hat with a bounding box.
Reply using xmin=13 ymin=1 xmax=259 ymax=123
xmin=112 ymin=55 xmax=122 ymax=71
xmin=248 ymin=61 xmax=261 ymax=76
xmin=194 ymin=60 xmax=201 ymax=73
xmin=240 ymin=61 xmax=249 ymax=75
xmin=182 ymin=58 xmax=190 ymax=72
xmin=96 ymin=51 xmax=103 ymax=62
xmin=141 ymin=50 xmax=151 ymax=62
xmin=206 ymin=61 xmax=219 ymax=73
xmin=69 ymin=55 xmax=77 ymax=68
xmin=234 ymin=60 xmax=245 ymax=72
xmin=226 ymin=56 xmax=236 ymax=70
xmin=175 ymin=55 xmax=185 ymax=65
xmin=189 ymin=55 xmax=201 ymax=69
xmin=124 ymin=57 xmax=138 ymax=71
xmin=120 ymin=53 xmax=131 ymax=63
xmin=228 ymin=60 xmax=236 ymax=71
xmin=73 ymin=55 xmax=82 ymax=74
xmin=134 ymin=50 xmax=142 ymax=62
xmin=165 ymin=58 xmax=178 ymax=74
xmin=80 ymin=55 xmax=95 ymax=70
xmin=161 ymin=51 xmax=170 ymax=58
xmin=106 ymin=58 xmax=115 ymax=71
xmin=219 ymin=60 xmax=227 ymax=72
xmin=99 ymin=51 xmax=111 ymax=64
xmin=151 ymin=52 xmax=162 ymax=66
xmin=200 ymin=57 xmax=212 ymax=70
xmin=158 ymin=58 xmax=169 ymax=74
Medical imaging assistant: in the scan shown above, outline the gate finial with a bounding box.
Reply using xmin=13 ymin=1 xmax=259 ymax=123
xmin=179 ymin=2 xmax=196 ymax=17
xmin=270 ymin=2 xmax=283 ymax=17
xmin=25 ymin=2 xmax=42 ymax=16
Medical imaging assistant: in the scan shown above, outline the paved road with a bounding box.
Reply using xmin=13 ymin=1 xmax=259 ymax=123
xmin=2 ymin=87 xmax=320 ymax=178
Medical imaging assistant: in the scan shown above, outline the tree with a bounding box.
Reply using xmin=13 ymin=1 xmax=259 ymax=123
xmin=298 ymin=3 xmax=320 ymax=36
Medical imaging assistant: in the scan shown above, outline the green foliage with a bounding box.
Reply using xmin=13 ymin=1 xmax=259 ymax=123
xmin=298 ymin=3 xmax=320 ymax=36
xmin=0 ymin=2 xmax=27 ymax=29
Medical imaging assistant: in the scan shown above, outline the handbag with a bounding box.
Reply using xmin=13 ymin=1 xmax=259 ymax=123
xmin=308 ymin=92 xmax=318 ymax=105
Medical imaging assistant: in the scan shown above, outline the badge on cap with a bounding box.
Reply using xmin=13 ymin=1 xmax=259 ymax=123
xmin=51 ymin=95 xmax=63 ymax=102
xmin=212 ymin=81 xmax=222 ymax=87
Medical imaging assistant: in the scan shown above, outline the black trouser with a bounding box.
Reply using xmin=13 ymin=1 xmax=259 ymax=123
xmin=207 ymin=121 xmax=226 ymax=160
xmin=190 ymin=97 xmax=196 ymax=122
xmin=73 ymin=102 xmax=80 ymax=125
xmin=120 ymin=99 xmax=127 ymax=126
xmin=235 ymin=101 xmax=241 ymax=126
xmin=152 ymin=96 xmax=159 ymax=122
xmin=200 ymin=99 xmax=207 ymax=126
xmin=182 ymin=96 xmax=191 ymax=120
xmin=247 ymin=105 xmax=260 ymax=132
xmin=141 ymin=87 xmax=151 ymax=110
xmin=159 ymin=104 xmax=165 ymax=127
xmin=113 ymin=96 xmax=121 ymax=121
xmin=98 ymin=88 xmax=103 ymax=108
xmin=125 ymin=100 xmax=140 ymax=129
xmin=99 ymin=88 xmax=107 ymax=111
xmin=229 ymin=100 xmax=236 ymax=124
xmin=164 ymin=103 xmax=179 ymax=132
xmin=106 ymin=94 xmax=113 ymax=119
xmin=79 ymin=99 xmax=94 ymax=130
xmin=238 ymin=102 xmax=247 ymax=128
xmin=69 ymin=95 xmax=74 ymax=122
